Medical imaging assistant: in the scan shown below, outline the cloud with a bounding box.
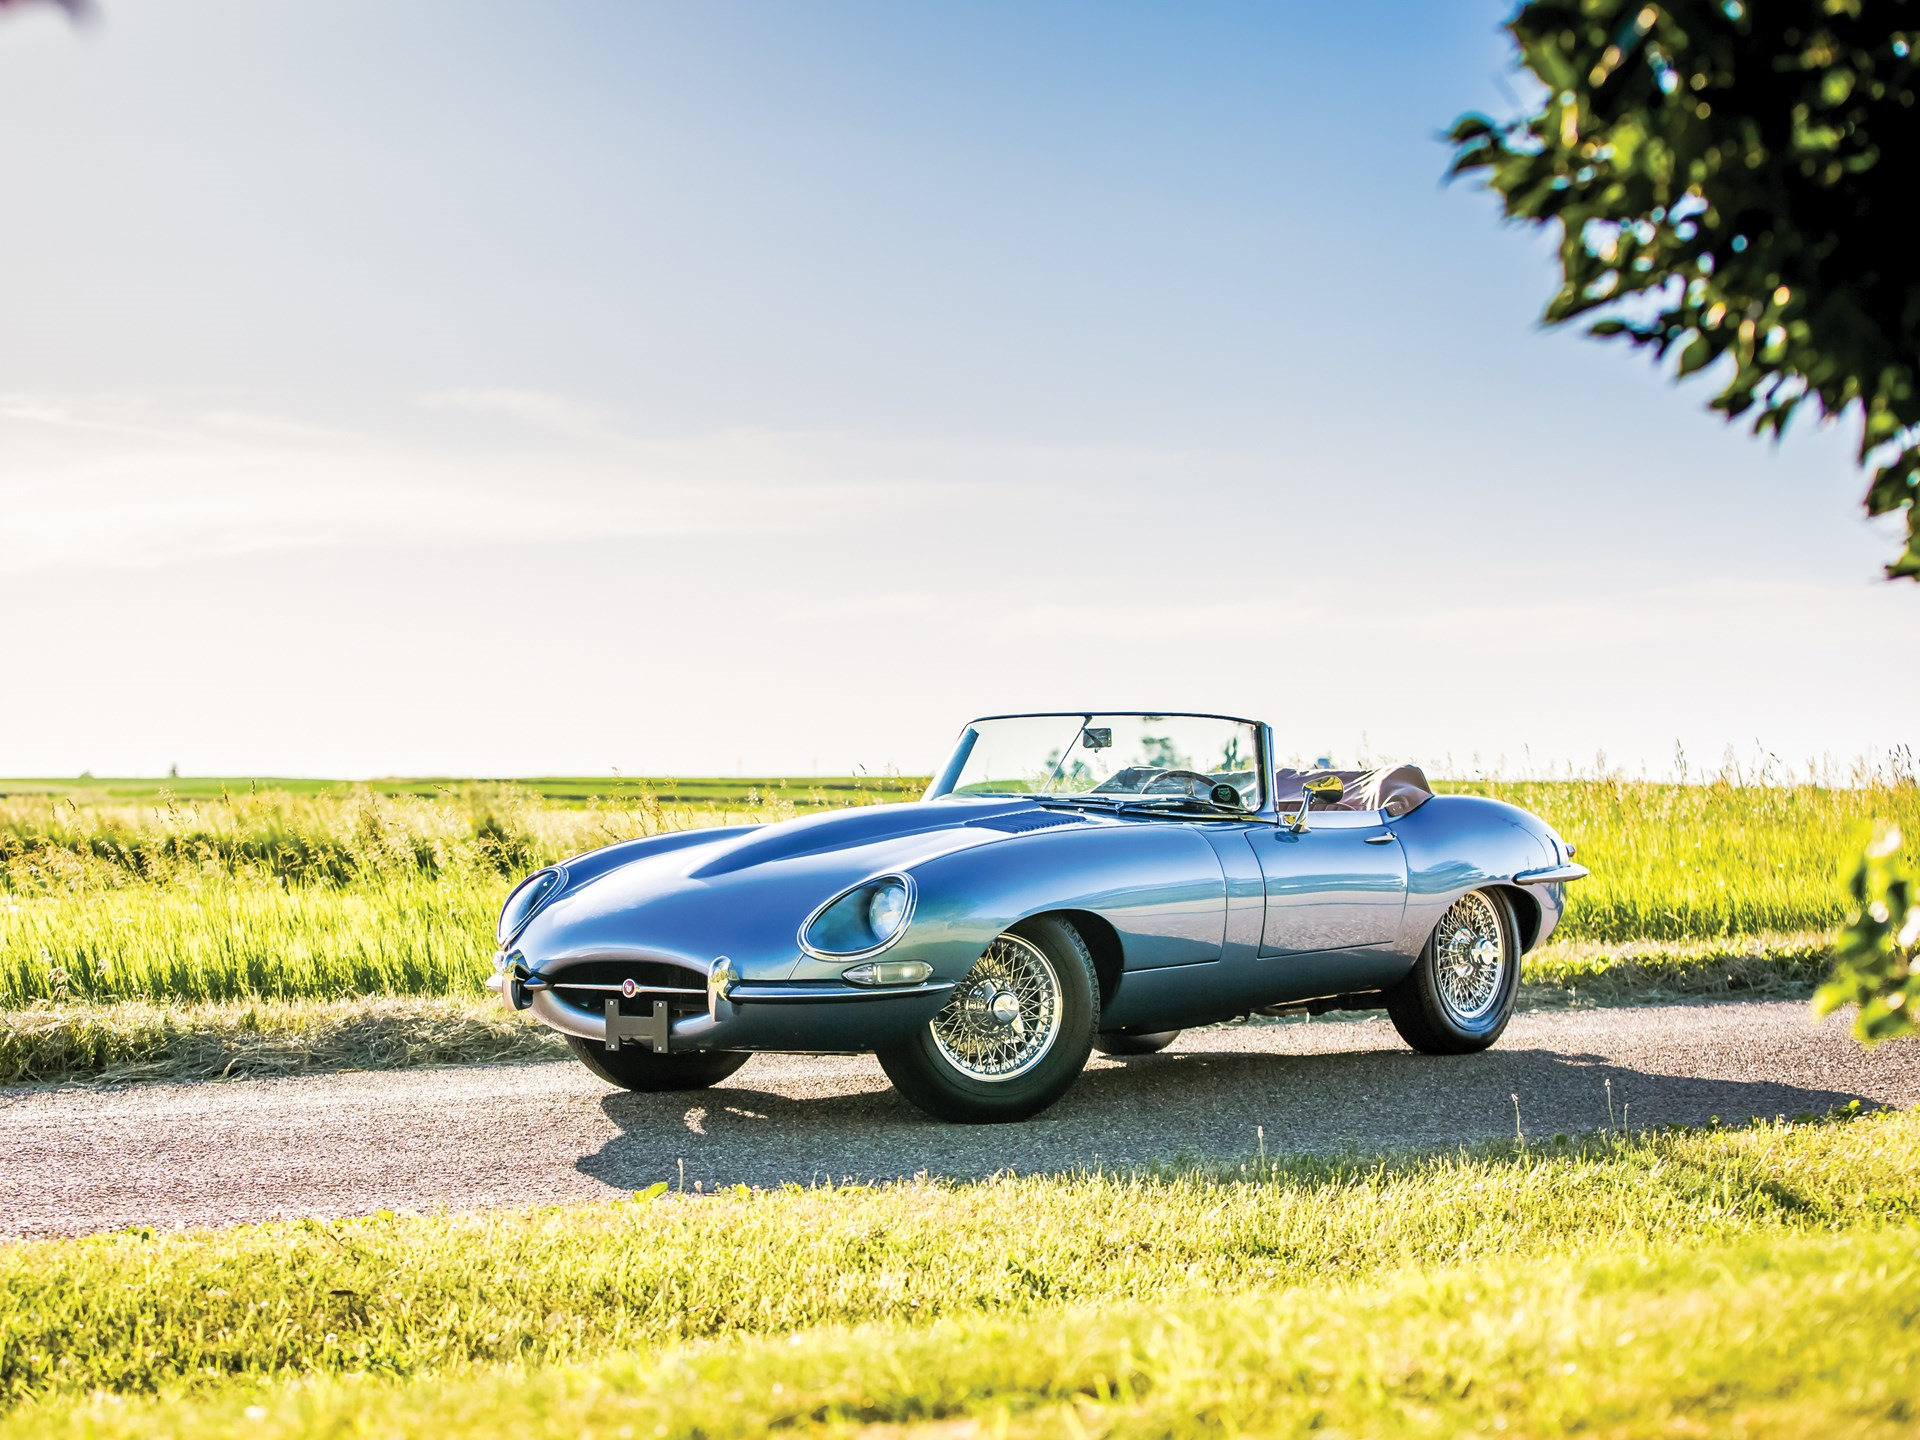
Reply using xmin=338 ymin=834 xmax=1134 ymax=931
xmin=0 ymin=391 xmax=1288 ymax=575
xmin=0 ymin=394 xmax=990 ymax=572
xmin=418 ymin=388 xmax=610 ymax=438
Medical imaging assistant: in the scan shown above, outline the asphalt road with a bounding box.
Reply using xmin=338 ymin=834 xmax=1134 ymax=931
xmin=3 ymin=999 xmax=1915 ymax=1240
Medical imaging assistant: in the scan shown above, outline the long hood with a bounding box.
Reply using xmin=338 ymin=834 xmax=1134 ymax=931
xmin=512 ymin=797 xmax=1099 ymax=982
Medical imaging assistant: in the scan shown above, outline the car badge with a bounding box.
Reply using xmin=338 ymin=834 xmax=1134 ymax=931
xmin=621 ymin=978 xmax=638 ymax=999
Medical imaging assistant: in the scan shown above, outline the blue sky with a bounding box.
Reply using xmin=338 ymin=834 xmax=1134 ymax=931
xmin=1 ymin=1 xmax=1912 ymax=778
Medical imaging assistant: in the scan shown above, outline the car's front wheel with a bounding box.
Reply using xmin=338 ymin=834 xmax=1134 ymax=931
xmin=1385 ymin=887 xmax=1519 ymax=1054
xmin=565 ymin=1034 xmax=751 ymax=1091
xmin=877 ymin=915 xmax=1098 ymax=1123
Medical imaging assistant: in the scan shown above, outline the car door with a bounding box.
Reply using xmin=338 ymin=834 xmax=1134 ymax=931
xmin=1248 ymin=808 xmax=1409 ymax=957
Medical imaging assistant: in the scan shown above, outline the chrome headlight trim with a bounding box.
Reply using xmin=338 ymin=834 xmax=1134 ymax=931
xmin=496 ymin=865 xmax=567 ymax=946
xmin=797 ymin=873 xmax=918 ymax=960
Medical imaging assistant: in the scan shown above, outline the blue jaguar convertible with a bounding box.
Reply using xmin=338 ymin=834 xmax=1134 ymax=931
xmin=489 ymin=712 xmax=1587 ymax=1122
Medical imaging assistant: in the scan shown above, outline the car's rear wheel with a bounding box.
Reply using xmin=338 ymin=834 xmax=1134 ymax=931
xmin=877 ymin=915 xmax=1098 ymax=1123
xmin=565 ymin=1034 xmax=751 ymax=1091
xmin=1092 ymin=1029 xmax=1180 ymax=1056
xmin=1385 ymin=887 xmax=1519 ymax=1054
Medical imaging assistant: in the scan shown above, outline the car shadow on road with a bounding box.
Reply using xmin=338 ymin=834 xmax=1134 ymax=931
xmin=575 ymin=1041 xmax=1888 ymax=1194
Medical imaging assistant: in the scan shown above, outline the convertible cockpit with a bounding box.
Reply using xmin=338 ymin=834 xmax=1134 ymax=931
xmin=1269 ymin=763 xmax=1434 ymax=818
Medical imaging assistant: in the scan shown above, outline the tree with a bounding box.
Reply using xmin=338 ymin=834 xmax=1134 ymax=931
xmin=1450 ymin=0 xmax=1919 ymax=1040
xmin=1814 ymin=827 xmax=1920 ymax=1038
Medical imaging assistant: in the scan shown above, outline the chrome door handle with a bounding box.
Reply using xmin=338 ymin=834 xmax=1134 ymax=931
xmin=1364 ymin=833 xmax=1397 ymax=844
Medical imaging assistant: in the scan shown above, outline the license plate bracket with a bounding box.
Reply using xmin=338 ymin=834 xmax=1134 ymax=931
xmin=604 ymin=998 xmax=673 ymax=1054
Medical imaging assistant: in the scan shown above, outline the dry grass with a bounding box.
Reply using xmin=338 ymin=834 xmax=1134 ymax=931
xmin=0 ymin=996 xmax=562 ymax=1086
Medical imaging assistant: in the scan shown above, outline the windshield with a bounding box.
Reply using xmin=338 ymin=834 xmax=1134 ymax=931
xmin=928 ymin=713 xmax=1263 ymax=808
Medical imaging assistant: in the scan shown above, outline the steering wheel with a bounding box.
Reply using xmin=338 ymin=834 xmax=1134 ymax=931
xmin=1138 ymin=768 xmax=1218 ymax=797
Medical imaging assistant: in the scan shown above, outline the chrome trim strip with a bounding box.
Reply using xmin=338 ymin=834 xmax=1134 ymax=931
xmin=730 ymin=980 xmax=957 ymax=1004
xmin=796 ymin=872 xmax=919 ymax=960
xmin=496 ymin=864 xmax=569 ymax=948
xmin=546 ymin=982 xmax=706 ymax=995
xmin=1513 ymin=863 xmax=1591 ymax=886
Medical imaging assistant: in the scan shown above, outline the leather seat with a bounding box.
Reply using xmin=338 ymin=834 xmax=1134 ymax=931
xmin=1271 ymin=764 xmax=1433 ymax=818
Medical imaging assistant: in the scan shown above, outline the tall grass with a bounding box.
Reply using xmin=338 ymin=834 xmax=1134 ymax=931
xmin=0 ymin=785 xmax=797 ymax=894
xmin=1444 ymin=773 xmax=1920 ymax=941
xmin=1 ymin=877 xmax=498 ymax=1006
xmin=0 ymin=786 xmax=803 ymax=1008
xmin=0 ymin=773 xmax=1914 ymax=1009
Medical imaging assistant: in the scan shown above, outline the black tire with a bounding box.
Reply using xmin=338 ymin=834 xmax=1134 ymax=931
xmin=1092 ymin=1029 xmax=1180 ymax=1057
xmin=877 ymin=914 xmax=1099 ymax=1123
xmin=1385 ymin=887 xmax=1520 ymax=1055
xmin=564 ymin=1034 xmax=751 ymax=1092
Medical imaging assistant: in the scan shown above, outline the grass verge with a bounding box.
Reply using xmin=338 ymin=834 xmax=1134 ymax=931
xmin=3 ymin=932 xmax=1836 ymax=1086
xmin=12 ymin=1224 xmax=1915 ymax=1438
xmin=0 ymin=996 xmax=564 ymax=1086
xmin=2 ymin=1107 xmax=1915 ymax=1408
xmin=1520 ymin=929 xmax=1834 ymax=1004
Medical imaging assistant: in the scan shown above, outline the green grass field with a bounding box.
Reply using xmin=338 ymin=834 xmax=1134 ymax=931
xmin=3 ymin=1108 xmax=1915 ymax=1435
xmin=18 ymin=1230 xmax=1911 ymax=1439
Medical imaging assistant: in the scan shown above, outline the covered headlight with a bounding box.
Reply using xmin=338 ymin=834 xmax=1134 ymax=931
xmin=497 ymin=867 xmax=564 ymax=945
xmin=800 ymin=874 xmax=916 ymax=958
xmin=868 ymin=881 xmax=908 ymax=941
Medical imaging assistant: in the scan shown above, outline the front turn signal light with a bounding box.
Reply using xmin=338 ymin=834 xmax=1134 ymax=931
xmin=842 ymin=959 xmax=933 ymax=987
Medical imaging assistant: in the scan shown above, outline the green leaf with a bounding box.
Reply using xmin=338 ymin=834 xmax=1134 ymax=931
xmin=1676 ymin=334 xmax=1715 ymax=376
xmin=1445 ymin=0 xmax=1920 ymax=582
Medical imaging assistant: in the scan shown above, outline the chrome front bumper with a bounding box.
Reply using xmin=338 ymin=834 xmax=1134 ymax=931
xmin=496 ymin=952 xmax=957 ymax=1054
xmin=1513 ymin=863 xmax=1591 ymax=886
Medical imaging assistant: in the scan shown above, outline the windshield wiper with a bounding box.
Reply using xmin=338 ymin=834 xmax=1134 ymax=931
xmin=1038 ymin=793 xmax=1249 ymax=819
xmin=1114 ymin=796 xmax=1250 ymax=817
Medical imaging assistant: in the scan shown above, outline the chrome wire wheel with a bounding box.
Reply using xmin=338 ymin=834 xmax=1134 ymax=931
xmin=1433 ymin=890 xmax=1509 ymax=1024
xmin=929 ymin=932 xmax=1064 ymax=1082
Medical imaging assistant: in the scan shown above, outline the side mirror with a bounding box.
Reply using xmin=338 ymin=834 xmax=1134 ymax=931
xmin=1287 ymin=774 xmax=1345 ymax=832
xmin=1304 ymin=774 xmax=1345 ymax=805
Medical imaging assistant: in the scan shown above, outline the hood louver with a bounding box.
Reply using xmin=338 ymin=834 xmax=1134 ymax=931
xmin=963 ymin=811 xmax=1089 ymax=834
